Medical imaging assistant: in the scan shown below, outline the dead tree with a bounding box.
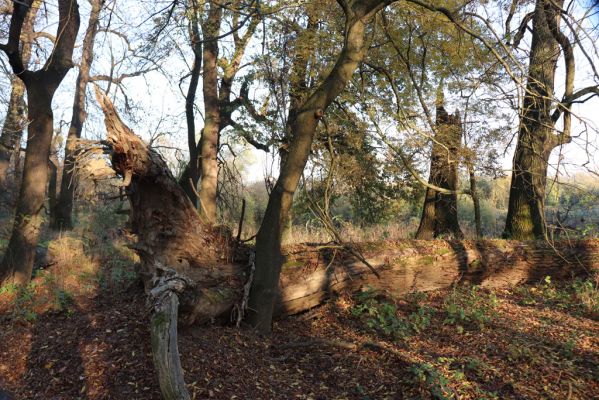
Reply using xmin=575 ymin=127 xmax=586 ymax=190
xmin=415 ymin=91 xmax=464 ymax=240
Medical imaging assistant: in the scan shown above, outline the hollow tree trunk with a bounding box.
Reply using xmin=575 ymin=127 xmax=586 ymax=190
xmin=416 ymin=95 xmax=463 ymax=239
xmin=52 ymin=0 xmax=104 ymax=230
xmin=503 ymin=0 xmax=564 ymax=240
xmin=0 ymin=0 xmax=80 ymax=286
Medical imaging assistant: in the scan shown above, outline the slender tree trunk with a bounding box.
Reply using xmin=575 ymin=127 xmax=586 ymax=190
xmin=198 ymin=4 xmax=222 ymax=224
xmin=0 ymin=1 xmax=39 ymax=189
xmin=415 ymin=95 xmax=463 ymax=239
xmin=48 ymin=152 xmax=59 ymax=223
xmin=0 ymin=79 xmax=26 ymax=189
xmin=468 ymin=164 xmax=482 ymax=238
xmin=52 ymin=0 xmax=103 ymax=230
xmin=181 ymin=10 xmax=203 ymax=208
xmin=247 ymin=3 xmax=387 ymax=333
xmin=503 ymin=0 xmax=564 ymax=240
xmin=0 ymin=0 xmax=80 ymax=286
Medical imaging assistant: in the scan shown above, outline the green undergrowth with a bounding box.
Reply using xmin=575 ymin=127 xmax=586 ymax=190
xmin=0 ymin=203 xmax=139 ymax=323
xmin=351 ymin=285 xmax=500 ymax=340
xmin=514 ymin=276 xmax=599 ymax=318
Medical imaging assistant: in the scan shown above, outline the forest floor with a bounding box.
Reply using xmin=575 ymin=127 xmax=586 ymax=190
xmin=0 ymin=207 xmax=598 ymax=399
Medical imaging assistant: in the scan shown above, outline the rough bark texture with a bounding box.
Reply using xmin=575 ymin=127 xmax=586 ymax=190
xmin=182 ymin=9 xmax=202 ymax=209
xmin=416 ymin=94 xmax=463 ymax=239
xmin=198 ymin=4 xmax=222 ymax=224
xmin=150 ymin=272 xmax=193 ymax=400
xmin=53 ymin=0 xmax=104 ymax=230
xmin=503 ymin=0 xmax=565 ymax=240
xmin=0 ymin=78 xmax=27 ymax=189
xmin=95 ymin=88 xmax=242 ymax=325
xmin=275 ymin=239 xmax=599 ymax=315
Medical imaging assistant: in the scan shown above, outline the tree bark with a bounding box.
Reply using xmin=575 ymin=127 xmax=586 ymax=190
xmin=246 ymin=1 xmax=389 ymax=333
xmin=94 ymin=88 xmax=242 ymax=324
xmin=503 ymin=0 xmax=565 ymax=240
xmin=181 ymin=6 xmax=203 ymax=209
xmin=150 ymin=273 xmax=193 ymax=400
xmin=416 ymin=94 xmax=463 ymax=239
xmin=0 ymin=1 xmax=39 ymax=189
xmin=198 ymin=3 xmax=222 ymax=224
xmin=194 ymin=2 xmax=259 ymax=221
xmin=0 ymin=79 xmax=27 ymax=189
xmin=52 ymin=0 xmax=104 ymax=230
xmin=0 ymin=0 xmax=81 ymax=286
xmin=468 ymin=164 xmax=482 ymax=238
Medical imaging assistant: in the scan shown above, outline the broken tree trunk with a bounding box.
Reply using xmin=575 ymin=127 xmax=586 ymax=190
xmin=149 ymin=268 xmax=194 ymax=400
xmin=93 ymin=86 xmax=599 ymax=321
xmin=91 ymin=89 xmax=598 ymax=399
xmin=94 ymin=87 xmax=243 ymax=325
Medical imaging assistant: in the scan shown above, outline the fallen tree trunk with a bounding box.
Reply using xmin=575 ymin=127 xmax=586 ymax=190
xmin=275 ymin=239 xmax=599 ymax=315
xmin=89 ymin=89 xmax=598 ymax=398
xmin=91 ymin=86 xmax=599 ymax=320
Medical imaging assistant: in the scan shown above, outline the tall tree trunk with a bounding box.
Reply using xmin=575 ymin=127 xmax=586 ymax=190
xmin=503 ymin=0 xmax=564 ymax=240
xmin=198 ymin=3 xmax=222 ymax=224
xmin=415 ymin=94 xmax=463 ymax=239
xmin=181 ymin=8 xmax=203 ymax=208
xmin=0 ymin=1 xmax=39 ymax=189
xmin=0 ymin=0 xmax=80 ymax=286
xmin=246 ymin=2 xmax=388 ymax=333
xmin=52 ymin=0 xmax=103 ymax=230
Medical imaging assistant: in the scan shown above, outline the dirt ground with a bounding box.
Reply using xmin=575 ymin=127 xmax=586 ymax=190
xmin=1 ymin=275 xmax=597 ymax=400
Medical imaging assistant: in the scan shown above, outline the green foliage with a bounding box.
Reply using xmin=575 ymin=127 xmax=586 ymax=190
xmin=443 ymin=286 xmax=498 ymax=331
xmin=352 ymin=289 xmax=434 ymax=339
xmin=515 ymin=277 xmax=599 ymax=316
xmin=7 ymin=283 xmax=38 ymax=322
xmin=409 ymin=363 xmax=454 ymax=400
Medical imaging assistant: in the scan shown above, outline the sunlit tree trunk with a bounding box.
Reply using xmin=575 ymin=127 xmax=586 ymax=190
xmin=416 ymin=95 xmax=463 ymax=239
xmin=503 ymin=0 xmax=565 ymax=240
xmin=198 ymin=3 xmax=222 ymax=224
xmin=246 ymin=1 xmax=390 ymax=333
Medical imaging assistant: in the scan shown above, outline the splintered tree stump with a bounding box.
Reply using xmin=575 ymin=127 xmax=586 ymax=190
xmin=92 ymin=88 xmax=599 ymax=399
xmin=150 ymin=277 xmax=191 ymax=400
